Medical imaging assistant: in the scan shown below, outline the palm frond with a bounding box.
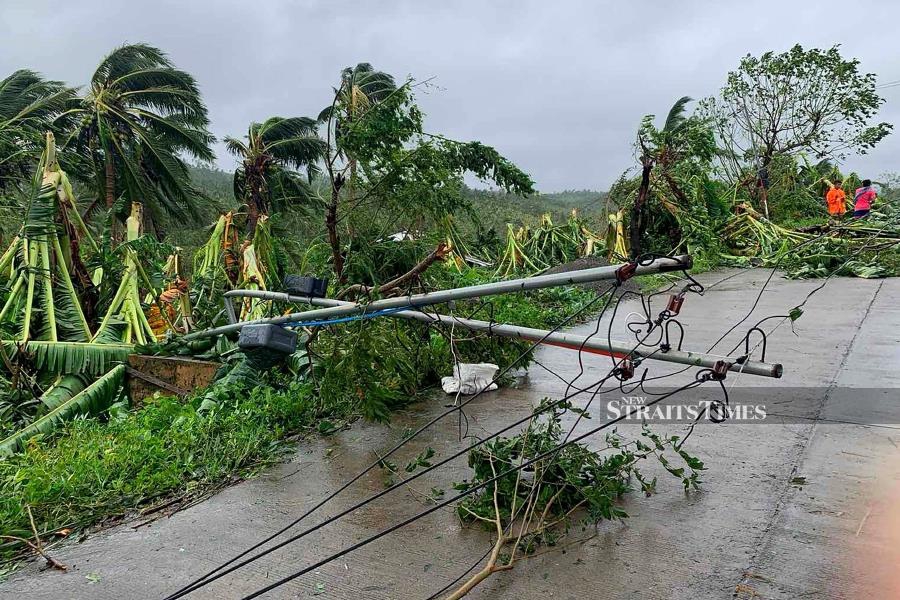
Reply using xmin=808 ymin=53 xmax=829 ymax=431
xmin=224 ymin=136 xmax=249 ymax=157
xmin=663 ymin=96 xmax=693 ymax=134
xmin=258 ymin=116 xmax=319 ymax=143
xmin=40 ymin=374 xmax=89 ymax=411
xmin=0 ymin=341 xmax=132 ymax=375
xmin=0 ymin=364 xmax=125 ymax=456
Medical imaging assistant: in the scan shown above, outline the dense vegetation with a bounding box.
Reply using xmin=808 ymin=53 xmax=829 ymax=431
xmin=0 ymin=41 xmax=898 ymax=579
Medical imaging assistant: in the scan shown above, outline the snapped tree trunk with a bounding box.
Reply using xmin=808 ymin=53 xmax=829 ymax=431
xmin=630 ymin=159 xmax=653 ymax=260
xmin=757 ymin=152 xmax=772 ymax=220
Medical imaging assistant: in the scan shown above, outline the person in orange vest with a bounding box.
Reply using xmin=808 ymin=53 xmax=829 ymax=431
xmin=825 ymin=180 xmax=846 ymax=216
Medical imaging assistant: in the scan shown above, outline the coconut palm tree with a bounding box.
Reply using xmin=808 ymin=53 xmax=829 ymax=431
xmin=319 ymin=63 xmax=397 ymax=130
xmin=0 ymin=70 xmax=74 ymax=191
xmin=225 ymin=117 xmax=325 ymax=236
xmin=62 ymin=44 xmax=214 ymax=236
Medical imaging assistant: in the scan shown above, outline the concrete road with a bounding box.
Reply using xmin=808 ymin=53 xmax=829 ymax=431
xmin=2 ymin=270 xmax=899 ymax=599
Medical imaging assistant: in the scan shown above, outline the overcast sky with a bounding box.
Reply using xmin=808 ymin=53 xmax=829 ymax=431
xmin=2 ymin=0 xmax=898 ymax=192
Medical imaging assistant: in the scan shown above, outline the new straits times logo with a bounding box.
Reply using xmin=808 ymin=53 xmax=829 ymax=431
xmin=607 ymin=396 xmax=767 ymax=422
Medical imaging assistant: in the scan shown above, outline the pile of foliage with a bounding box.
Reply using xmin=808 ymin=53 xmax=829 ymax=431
xmin=445 ymin=400 xmax=703 ymax=597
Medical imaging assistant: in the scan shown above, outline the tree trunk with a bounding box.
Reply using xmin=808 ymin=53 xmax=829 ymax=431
xmin=142 ymin=205 xmax=163 ymax=240
xmin=326 ymin=182 xmax=344 ymax=283
xmin=759 ymin=185 xmax=770 ymax=220
xmin=105 ymin=154 xmax=121 ymax=241
xmin=757 ymin=152 xmax=772 ymax=220
xmin=630 ymin=159 xmax=653 ymax=260
xmin=245 ymin=168 xmax=266 ymax=239
xmin=246 ymin=202 xmax=260 ymax=239
xmin=105 ymin=154 xmax=116 ymax=209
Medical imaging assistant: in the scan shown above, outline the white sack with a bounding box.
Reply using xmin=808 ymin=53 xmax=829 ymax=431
xmin=441 ymin=363 xmax=500 ymax=395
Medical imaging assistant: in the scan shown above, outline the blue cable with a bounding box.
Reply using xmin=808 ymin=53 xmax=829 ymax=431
xmin=280 ymin=306 xmax=409 ymax=329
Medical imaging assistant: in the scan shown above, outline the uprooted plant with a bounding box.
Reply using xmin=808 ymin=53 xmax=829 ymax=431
xmin=445 ymin=399 xmax=704 ymax=599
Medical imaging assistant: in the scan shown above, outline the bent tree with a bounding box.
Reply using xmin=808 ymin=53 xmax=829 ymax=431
xmin=702 ymin=45 xmax=892 ymax=217
xmin=226 ymin=117 xmax=325 ymax=237
xmin=62 ymin=44 xmax=214 ymax=236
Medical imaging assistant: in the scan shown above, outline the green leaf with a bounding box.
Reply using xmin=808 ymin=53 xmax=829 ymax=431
xmin=0 ymin=364 xmax=125 ymax=456
xmin=1 ymin=341 xmax=133 ymax=375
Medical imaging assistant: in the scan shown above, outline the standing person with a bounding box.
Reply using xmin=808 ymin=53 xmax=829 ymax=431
xmin=853 ymin=179 xmax=877 ymax=218
xmin=826 ymin=180 xmax=847 ymax=216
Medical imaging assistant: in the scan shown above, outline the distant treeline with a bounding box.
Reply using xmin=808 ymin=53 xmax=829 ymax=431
xmin=186 ymin=164 xmax=609 ymax=241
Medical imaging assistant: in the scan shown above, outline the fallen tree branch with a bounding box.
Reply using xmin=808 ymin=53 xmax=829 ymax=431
xmin=337 ymin=241 xmax=450 ymax=299
xmin=0 ymin=535 xmax=66 ymax=571
xmin=1 ymin=506 xmax=67 ymax=571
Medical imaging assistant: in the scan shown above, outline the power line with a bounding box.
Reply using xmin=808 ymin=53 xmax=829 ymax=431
xmin=231 ymin=267 xmax=708 ymax=598
xmin=237 ymin=377 xmax=710 ymax=599
xmin=164 ymin=280 xmax=620 ymax=599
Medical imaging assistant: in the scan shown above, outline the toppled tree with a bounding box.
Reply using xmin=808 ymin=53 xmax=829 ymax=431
xmin=701 ymin=44 xmax=892 ymax=217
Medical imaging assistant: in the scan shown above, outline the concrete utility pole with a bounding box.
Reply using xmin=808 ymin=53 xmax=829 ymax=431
xmin=186 ymin=256 xmax=692 ymax=340
xmin=219 ymin=286 xmax=784 ymax=379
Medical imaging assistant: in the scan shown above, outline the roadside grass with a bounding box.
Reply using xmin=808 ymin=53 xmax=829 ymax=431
xmin=0 ymin=382 xmax=325 ymax=567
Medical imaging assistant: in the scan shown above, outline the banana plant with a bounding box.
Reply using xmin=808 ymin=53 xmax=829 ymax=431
xmin=92 ymin=203 xmax=156 ymax=345
xmin=606 ymin=210 xmax=628 ymax=261
xmin=146 ymin=251 xmax=193 ymax=337
xmin=0 ymin=365 xmax=125 ymax=456
xmin=238 ymin=215 xmax=275 ymax=321
xmin=0 ymin=133 xmax=94 ymax=343
xmin=191 ymin=212 xmax=280 ymax=323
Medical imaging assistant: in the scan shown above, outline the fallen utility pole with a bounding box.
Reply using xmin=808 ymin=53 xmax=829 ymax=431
xmin=221 ymin=290 xmax=783 ymax=379
xmin=185 ymin=255 xmax=692 ymax=341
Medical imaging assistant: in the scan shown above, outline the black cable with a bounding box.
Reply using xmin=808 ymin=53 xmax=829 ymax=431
xmin=169 ymin=278 xmax=647 ymax=599
xmin=238 ymin=378 xmax=708 ymax=599
xmin=174 ymin=253 xmax=753 ymax=598
xmin=169 ymin=371 xmax=616 ymax=600
xmin=561 ymin=284 xmax=618 ymax=401
xmin=427 ymin=319 xmax=712 ymax=599
xmin=164 ymin=284 xmax=614 ymax=599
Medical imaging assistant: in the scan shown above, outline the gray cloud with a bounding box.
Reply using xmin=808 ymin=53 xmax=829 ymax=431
xmin=1 ymin=0 xmax=897 ymax=191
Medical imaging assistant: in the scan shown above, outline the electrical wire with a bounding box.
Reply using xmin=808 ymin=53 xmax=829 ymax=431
xmin=427 ymin=224 xmax=899 ymax=597
xmin=164 ymin=278 xmax=616 ymax=599
xmin=242 ymin=269 xmax=705 ymax=599
xmin=167 ymin=367 xmax=619 ymax=599
xmin=171 ymin=247 xmax=808 ymax=598
xmin=237 ymin=377 xmax=710 ymax=600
